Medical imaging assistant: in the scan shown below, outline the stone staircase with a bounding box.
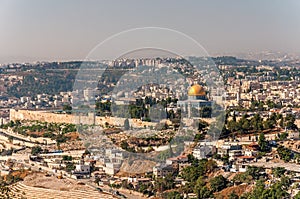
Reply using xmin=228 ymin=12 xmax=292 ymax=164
xmin=9 ymin=182 xmax=117 ymax=199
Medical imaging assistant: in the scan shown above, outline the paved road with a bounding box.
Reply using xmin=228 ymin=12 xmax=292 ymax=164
xmin=0 ymin=128 xmax=56 ymax=145
xmin=245 ymin=162 xmax=300 ymax=172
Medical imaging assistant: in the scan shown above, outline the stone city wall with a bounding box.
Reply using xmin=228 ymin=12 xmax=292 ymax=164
xmin=10 ymin=109 xmax=155 ymax=128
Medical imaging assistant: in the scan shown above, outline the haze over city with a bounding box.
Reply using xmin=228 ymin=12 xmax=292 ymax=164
xmin=0 ymin=0 xmax=300 ymax=63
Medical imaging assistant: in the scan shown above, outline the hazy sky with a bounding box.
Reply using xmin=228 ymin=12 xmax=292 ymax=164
xmin=0 ymin=0 xmax=300 ymax=63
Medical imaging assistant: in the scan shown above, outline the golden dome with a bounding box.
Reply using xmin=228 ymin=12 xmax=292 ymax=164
xmin=188 ymin=84 xmax=206 ymax=96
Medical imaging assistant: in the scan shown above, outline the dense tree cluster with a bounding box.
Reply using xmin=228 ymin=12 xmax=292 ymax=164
xmin=241 ymin=176 xmax=291 ymax=199
xmin=277 ymin=146 xmax=293 ymax=162
xmin=96 ymin=96 xmax=180 ymax=121
xmin=8 ymin=69 xmax=77 ymax=98
xmin=179 ymin=157 xmax=220 ymax=198
xmin=232 ymin=166 xmax=265 ymax=185
xmin=258 ymin=133 xmax=269 ymax=152
xmin=209 ymin=175 xmax=228 ymax=192
xmin=223 ymin=112 xmax=297 ymax=137
xmin=1 ymin=121 xmax=76 ymax=144
xmin=31 ymin=146 xmax=43 ymax=155
xmin=62 ymin=104 xmax=72 ymax=114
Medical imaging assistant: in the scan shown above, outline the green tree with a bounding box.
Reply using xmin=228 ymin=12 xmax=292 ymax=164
xmin=229 ymin=191 xmax=239 ymax=199
xmin=227 ymin=120 xmax=237 ymax=133
xmin=258 ymin=133 xmax=268 ymax=152
xmin=163 ymin=191 xmax=183 ymax=199
xmin=65 ymin=162 xmax=75 ymax=172
xmin=232 ymin=172 xmax=253 ymax=184
xmin=272 ymin=167 xmax=286 ymax=178
xmin=63 ymin=104 xmax=72 ymax=113
xmin=285 ymin=114 xmax=297 ymax=130
xmin=277 ymin=146 xmax=292 ymax=162
xmin=7 ymin=136 xmax=13 ymax=144
xmin=246 ymin=179 xmax=265 ymax=199
xmin=56 ymin=134 xmax=69 ymax=144
xmin=279 ymin=132 xmax=288 ymax=141
xmin=209 ymin=175 xmax=228 ymax=192
xmin=260 ymin=177 xmax=290 ymax=199
xmin=154 ymin=174 xmax=174 ymax=192
xmin=120 ymin=141 xmax=129 ymax=150
xmin=181 ymin=159 xmax=208 ymax=183
xmin=198 ymin=119 xmax=209 ymax=131
xmin=246 ymin=166 xmax=264 ymax=180
xmin=263 ymin=118 xmax=275 ymax=129
xmin=295 ymin=191 xmax=300 ymax=199
xmin=124 ymin=118 xmax=130 ymax=130
xmin=193 ymin=177 xmax=212 ymax=199
xmin=62 ymin=155 xmax=72 ymax=161
xmin=31 ymin=146 xmax=42 ymax=155
xmin=241 ymin=119 xmax=250 ymax=131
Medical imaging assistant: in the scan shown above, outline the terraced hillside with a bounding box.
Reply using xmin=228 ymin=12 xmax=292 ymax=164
xmin=10 ymin=182 xmax=117 ymax=199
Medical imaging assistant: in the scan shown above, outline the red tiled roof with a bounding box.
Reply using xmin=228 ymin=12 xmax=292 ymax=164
xmin=248 ymin=142 xmax=259 ymax=147
xmin=238 ymin=156 xmax=255 ymax=159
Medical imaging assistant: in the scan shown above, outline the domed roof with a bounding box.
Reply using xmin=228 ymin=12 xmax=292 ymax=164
xmin=188 ymin=84 xmax=206 ymax=96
